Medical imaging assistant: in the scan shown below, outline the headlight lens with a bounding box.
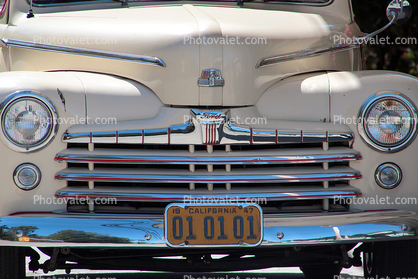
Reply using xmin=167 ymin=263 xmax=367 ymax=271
xmin=4 ymin=98 xmax=52 ymax=145
xmin=1 ymin=92 xmax=58 ymax=152
xmin=366 ymin=99 xmax=412 ymax=145
xmin=359 ymin=93 xmax=417 ymax=152
xmin=375 ymin=163 xmax=402 ymax=189
xmin=13 ymin=163 xmax=42 ymax=191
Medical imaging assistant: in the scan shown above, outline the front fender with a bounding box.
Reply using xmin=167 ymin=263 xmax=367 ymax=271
xmin=0 ymin=71 xmax=162 ymax=216
xmin=329 ymin=70 xmax=418 ymax=211
xmin=256 ymin=70 xmax=418 ymax=211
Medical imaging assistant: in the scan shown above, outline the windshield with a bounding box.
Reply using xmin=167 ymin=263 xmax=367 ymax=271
xmin=32 ymin=0 xmax=330 ymax=6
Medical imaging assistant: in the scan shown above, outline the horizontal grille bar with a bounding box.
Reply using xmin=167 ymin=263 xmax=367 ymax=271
xmin=62 ymin=121 xmax=353 ymax=145
xmin=55 ymin=148 xmax=361 ymax=165
xmin=55 ymin=167 xmax=361 ymax=184
xmin=56 ymin=185 xmax=361 ymax=202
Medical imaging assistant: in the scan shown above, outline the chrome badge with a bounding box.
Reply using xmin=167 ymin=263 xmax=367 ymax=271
xmin=198 ymin=69 xmax=224 ymax=87
xmin=191 ymin=109 xmax=228 ymax=145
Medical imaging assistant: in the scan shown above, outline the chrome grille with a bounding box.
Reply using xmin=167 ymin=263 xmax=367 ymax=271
xmin=55 ymin=109 xmax=363 ymax=213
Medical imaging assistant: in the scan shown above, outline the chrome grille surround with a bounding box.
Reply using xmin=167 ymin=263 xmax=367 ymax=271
xmin=55 ymin=108 xmax=362 ymax=212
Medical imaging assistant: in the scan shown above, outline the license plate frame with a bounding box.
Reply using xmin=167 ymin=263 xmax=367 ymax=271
xmin=164 ymin=203 xmax=263 ymax=247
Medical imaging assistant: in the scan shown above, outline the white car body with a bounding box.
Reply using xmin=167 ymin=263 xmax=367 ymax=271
xmin=0 ymin=0 xmax=417 ymax=277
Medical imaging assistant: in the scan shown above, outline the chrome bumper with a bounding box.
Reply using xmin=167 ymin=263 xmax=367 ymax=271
xmin=0 ymin=210 xmax=416 ymax=248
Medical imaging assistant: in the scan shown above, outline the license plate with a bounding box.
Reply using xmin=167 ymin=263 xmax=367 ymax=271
xmin=164 ymin=204 xmax=263 ymax=247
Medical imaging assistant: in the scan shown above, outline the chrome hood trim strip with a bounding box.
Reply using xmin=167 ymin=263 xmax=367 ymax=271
xmin=0 ymin=210 xmax=416 ymax=247
xmin=55 ymin=152 xmax=362 ymax=165
xmin=255 ymin=43 xmax=360 ymax=69
xmin=55 ymin=185 xmax=361 ymax=202
xmin=55 ymin=168 xmax=362 ymax=183
xmin=1 ymin=39 xmax=166 ymax=67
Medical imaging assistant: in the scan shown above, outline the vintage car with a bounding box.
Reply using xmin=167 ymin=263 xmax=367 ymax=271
xmin=0 ymin=0 xmax=416 ymax=277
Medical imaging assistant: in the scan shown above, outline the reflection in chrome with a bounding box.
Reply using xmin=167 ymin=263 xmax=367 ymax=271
xmin=0 ymin=91 xmax=59 ymax=153
xmin=0 ymin=210 xmax=416 ymax=247
xmin=55 ymin=168 xmax=362 ymax=183
xmin=255 ymin=44 xmax=360 ymax=68
xmin=375 ymin=163 xmax=402 ymax=189
xmin=62 ymin=109 xmax=354 ymax=145
xmin=13 ymin=163 xmax=42 ymax=191
xmin=198 ymin=69 xmax=225 ymax=87
xmin=27 ymin=0 xmax=334 ymax=8
xmin=0 ymin=39 xmax=166 ymax=67
xmin=58 ymin=109 xmax=360 ymax=206
xmin=55 ymin=152 xmax=362 ymax=165
xmin=55 ymin=185 xmax=361 ymax=202
xmin=358 ymin=92 xmax=418 ymax=153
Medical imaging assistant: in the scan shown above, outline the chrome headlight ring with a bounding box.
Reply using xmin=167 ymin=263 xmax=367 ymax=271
xmin=0 ymin=91 xmax=58 ymax=152
xmin=375 ymin=162 xmax=402 ymax=189
xmin=358 ymin=92 xmax=417 ymax=153
xmin=13 ymin=163 xmax=42 ymax=190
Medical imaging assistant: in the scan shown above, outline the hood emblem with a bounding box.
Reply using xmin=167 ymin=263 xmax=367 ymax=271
xmin=191 ymin=109 xmax=229 ymax=145
xmin=198 ymin=69 xmax=224 ymax=87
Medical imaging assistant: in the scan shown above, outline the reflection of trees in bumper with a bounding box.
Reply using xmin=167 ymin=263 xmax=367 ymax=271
xmin=48 ymin=230 xmax=130 ymax=243
xmin=0 ymin=225 xmax=39 ymax=241
xmin=352 ymin=0 xmax=418 ymax=76
xmin=0 ymin=225 xmax=131 ymax=243
xmin=0 ymin=216 xmax=165 ymax=246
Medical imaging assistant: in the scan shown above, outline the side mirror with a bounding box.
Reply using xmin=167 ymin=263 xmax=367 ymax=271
xmin=387 ymin=0 xmax=412 ymax=25
xmin=351 ymin=0 xmax=412 ymax=43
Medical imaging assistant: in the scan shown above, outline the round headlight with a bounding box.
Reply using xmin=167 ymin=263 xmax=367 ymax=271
xmin=358 ymin=93 xmax=417 ymax=152
xmin=0 ymin=91 xmax=58 ymax=152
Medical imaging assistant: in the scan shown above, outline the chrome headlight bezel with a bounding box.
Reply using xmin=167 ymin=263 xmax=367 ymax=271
xmin=358 ymin=92 xmax=417 ymax=153
xmin=374 ymin=162 xmax=402 ymax=189
xmin=13 ymin=163 xmax=42 ymax=191
xmin=0 ymin=91 xmax=58 ymax=152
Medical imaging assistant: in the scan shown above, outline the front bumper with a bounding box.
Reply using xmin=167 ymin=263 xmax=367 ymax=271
xmin=0 ymin=210 xmax=417 ymax=248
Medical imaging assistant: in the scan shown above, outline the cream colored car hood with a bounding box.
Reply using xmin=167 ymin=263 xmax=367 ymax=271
xmin=6 ymin=4 xmax=359 ymax=106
